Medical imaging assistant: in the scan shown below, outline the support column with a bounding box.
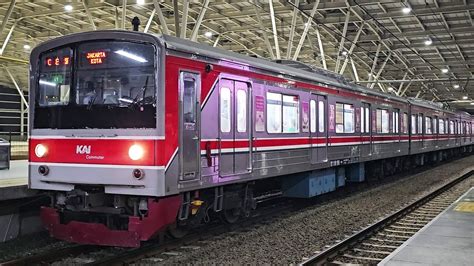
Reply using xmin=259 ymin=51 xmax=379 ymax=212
xmin=180 ymin=0 xmax=189 ymax=38
xmin=292 ymin=0 xmax=320 ymax=60
xmin=121 ymin=0 xmax=127 ymax=30
xmin=4 ymin=67 xmax=28 ymax=109
xmin=0 ymin=21 xmax=16 ymax=56
xmin=0 ymin=0 xmax=16 ymax=38
xmin=190 ymin=0 xmax=210 ymax=41
xmin=268 ymin=0 xmax=280 ymax=59
xmin=286 ymin=0 xmax=300 ymax=59
xmin=253 ymin=0 xmax=275 ymax=59
xmin=82 ymin=0 xmax=97 ymax=30
xmin=339 ymin=22 xmax=365 ymax=75
xmin=335 ymin=8 xmax=350 ymax=72
xmin=153 ymin=0 xmax=170 ymax=35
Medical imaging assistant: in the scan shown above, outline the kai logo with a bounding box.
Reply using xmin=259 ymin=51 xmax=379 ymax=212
xmin=76 ymin=145 xmax=91 ymax=155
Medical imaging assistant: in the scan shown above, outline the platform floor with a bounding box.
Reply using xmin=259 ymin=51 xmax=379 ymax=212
xmin=0 ymin=160 xmax=35 ymax=200
xmin=380 ymin=187 xmax=474 ymax=266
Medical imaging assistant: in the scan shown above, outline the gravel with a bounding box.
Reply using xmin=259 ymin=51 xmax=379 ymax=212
xmin=0 ymin=156 xmax=472 ymax=265
xmin=158 ymin=155 xmax=474 ymax=265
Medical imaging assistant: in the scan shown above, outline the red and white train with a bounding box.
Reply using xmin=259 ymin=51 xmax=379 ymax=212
xmin=29 ymin=30 xmax=473 ymax=247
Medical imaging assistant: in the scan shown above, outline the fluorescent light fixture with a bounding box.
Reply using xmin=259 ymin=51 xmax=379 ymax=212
xmin=204 ymin=31 xmax=213 ymax=38
xmin=441 ymin=68 xmax=448 ymax=73
xmin=64 ymin=4 xmax=73 ymax=12
xmin=115 ymin=50 xmax=148 ymax=63
xmin=402 ymin=7 xmax=411 ymax=14
xmin=453 ymin=84 xmax=460 ymax=89
xmin=136 ymin=0 xmax=145 ymax=5
xmin=23 ymin=44 xmax=31 ymax=50
xmin=424 ymin=39 xmax=432 ymax=46
xmin=39 ymin=80 xmax=56 ymax=87
xmin=388 ymin=87 xmax=395 ymax=91
xmin=470 ymin=102 xmax=474 ymax=105
xmin=342 ymin=51 xmax=348 ymax=56
xmin=462 ymin=96 xmax=468 ymax=100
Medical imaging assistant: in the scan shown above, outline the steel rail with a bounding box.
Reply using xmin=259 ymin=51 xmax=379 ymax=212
xmin=300 ymin=170 xmax=473 ymax=266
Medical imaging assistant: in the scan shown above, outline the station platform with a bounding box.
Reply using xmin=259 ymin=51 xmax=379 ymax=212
xmin=380 ymin=187 xmax=474 ymax=265
xmin=0 ymin=160 xmax=36 ymax=200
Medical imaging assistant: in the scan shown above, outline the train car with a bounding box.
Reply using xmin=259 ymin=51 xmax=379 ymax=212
xmin=28 ymin=30 xmax=473 ymax=247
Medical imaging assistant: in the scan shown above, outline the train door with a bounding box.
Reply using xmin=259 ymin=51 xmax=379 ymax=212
xmin=310 ymin=94 xmax=327 ymax=164
xmin=179 ymin=71 xmax=201 ymax=181
xmin=218 ymin=79 xmax=251 ymax=177
xmin=361 ymin=103 xmax=372 ymax=156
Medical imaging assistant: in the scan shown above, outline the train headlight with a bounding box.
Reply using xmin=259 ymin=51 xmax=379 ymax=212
xmin=128 ymin=144 xmax=144 ymax=161
xmin=35 ymin=144 xmax=48 ymax=158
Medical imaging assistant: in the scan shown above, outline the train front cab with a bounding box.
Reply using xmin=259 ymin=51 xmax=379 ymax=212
xmin=28 ymin=31 xmax=180 ymax=247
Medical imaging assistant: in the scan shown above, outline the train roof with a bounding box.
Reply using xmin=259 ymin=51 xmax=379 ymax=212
xmin=161 ymin=34 xmax=459 ymax=115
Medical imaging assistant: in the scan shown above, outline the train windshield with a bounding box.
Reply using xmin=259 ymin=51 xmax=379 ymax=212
xmin=34 ymin=41 xmax=157 ymax=129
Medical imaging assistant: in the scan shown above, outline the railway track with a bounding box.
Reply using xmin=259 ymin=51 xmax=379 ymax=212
xmin=301 ymin=170 xmax=473 ymax=265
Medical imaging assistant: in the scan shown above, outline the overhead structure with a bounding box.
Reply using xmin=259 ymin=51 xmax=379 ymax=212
xmin=0 ymin=0 xmax=472 ymax=111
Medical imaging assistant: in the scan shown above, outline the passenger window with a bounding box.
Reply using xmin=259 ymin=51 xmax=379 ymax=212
xmin=426 ymin=117 xmax=432 ymax=134
xmin=318 ymin=101 xmax=325 ymax=132
xmin=393 ymin=110 xmax=399 ymax=133
xmin=282 ymin=95 xmax=299 ymax=133
xmin=403 ymin=113 xmax=408 ymax=134
xmin=266 ymin=92 xmax=282 ymax=133
xmin=183 ymin=78 xmax=197 ymax=124
xmin=376 ymin=109 xmax=389 ymax=133
xmin=365 ymin=107 xmax=370 ymax=133
xmin=361 ymin=107 xmax=365 ymax=133
xmin=220 ymin=87 xmax=231 ymax=133
xmin=439 ymin=119 xmax=445 ymax=134
xmin=433 ymin=117 xmax=438 ymax=134
xmin=411 ymin=114 xmax=417 ymax=134
xmin=418 ymin=114 xmax=423 ymax=134
xmin=310 ymin=100 xmax=316 ymax=133
xmin=335 ymin=103 xmax=354 ymax=133
xmin=450 ymin=121 xmax=454 ymax=134
xmin=236 ymin=90 xmax=247 ymax=133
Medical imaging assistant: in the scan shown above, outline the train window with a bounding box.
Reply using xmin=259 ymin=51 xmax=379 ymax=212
xmin=266 ymin=92 xmax=282 ymax=133
xmin=433 ymin=117 xmax=438 ymax=134
xmin=426 ymin=117 xmax=432 ymax=134
xmin=376 ymin=109 xmax=389 ymax=133
xmin=335 ymin=103 xmax=354 ymax=133
xmin=236 ymin=90 xmax=247 ymax=133
xmin=310 ymin=100 xmax=316 ymax=133
xmin=450 ymin=121 xmax=454 ymax=134
xmin=418 ymin=114 xmax=423 ymax=134
xmin=360 ymin=107 xmax=365 ymax=133
xmin=439 ymin=119 xmax=445 ymax=134
xmin=38 ymin=47 xmax=73 ymax=106
xmin=411 ymin=115 xmax=417 ymax=134
xmin=282 ymin=95 xmax=299 ymax=133
xmin=365 ymin=107 xmax=370 ymax=133
xmin=392 ymin=110 xmax=399 ymax=134
xmin=318 ymin=101 xmax=325 ymax=133
xmin=220 ymin=87 xmax=231 ymax=133
xmin=403 ymin=113 xmax=408 ymax=134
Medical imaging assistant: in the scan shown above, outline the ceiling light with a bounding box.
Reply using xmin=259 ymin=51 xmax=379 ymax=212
xmin=462 ymin=96 xmax=468 ymax=100
xmin=136 ymin=0 xmax=145 ymax=5
xmin=23 ymin=44 xmax=31 ymax=50
xmin=64 ymin=4 xmax=73 ymax=12
xmin=342 ymin=51 xmax=348 ymax=56
xmin=115 ymin=50 xmax=148 ymax=63
xmin=402 ymin=7 xmax=411 ymax=14
xmin=204 ymin=31 xmax=213 ymax=38
xmin=424 ymin=39 xmax=432 ymax=46
xmin=453 ymin=84 xmax=460 ymax=89
xmin=441 ymin=68 xmax=448 ymax=73
xmin=470 ymin=102 xmax=474 ymax=105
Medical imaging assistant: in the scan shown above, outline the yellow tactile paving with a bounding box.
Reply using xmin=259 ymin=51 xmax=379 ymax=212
xmin=454 ymin=201 xmax=474 ymax=213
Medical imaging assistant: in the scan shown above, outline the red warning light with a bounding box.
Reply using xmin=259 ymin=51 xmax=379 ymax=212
xmin=86 ymin=51 xmax=106 ymax=65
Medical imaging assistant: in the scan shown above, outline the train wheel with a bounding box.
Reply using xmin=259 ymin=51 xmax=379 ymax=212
xmin=168 ymin=221 xmax=188 ymax=238
xmin=222 ymin=208 xmax=241 ymax=224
